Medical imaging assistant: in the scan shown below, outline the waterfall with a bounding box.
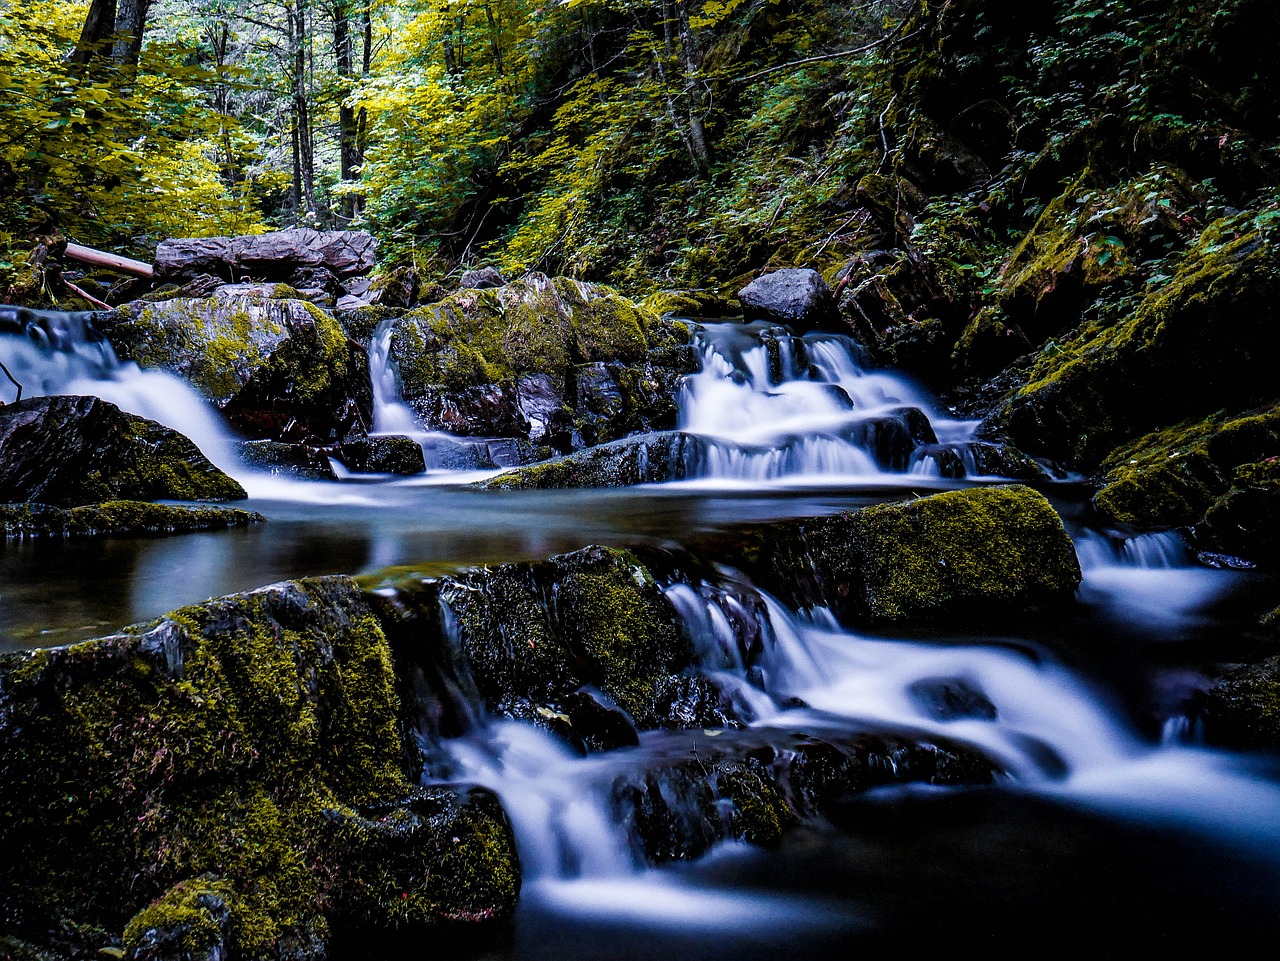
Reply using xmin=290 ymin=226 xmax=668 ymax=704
xmin=676 ymin=322 xmax=981 ymax=482
xmin=1 ymin=316 xmax=238 ymax=475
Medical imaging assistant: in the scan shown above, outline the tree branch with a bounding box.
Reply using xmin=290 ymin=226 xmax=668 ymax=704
xmin=729 ymin=22 xmax=921 ymax=85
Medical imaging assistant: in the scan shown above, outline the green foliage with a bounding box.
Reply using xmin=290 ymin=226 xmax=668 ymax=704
xmin=0 ymin=0 xmax=266 ymax=265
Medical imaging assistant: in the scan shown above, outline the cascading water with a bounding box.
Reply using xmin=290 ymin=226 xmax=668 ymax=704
xmin=1 ymin=313 xmax=238 ymax=473
xmin=676 ymin=321 xmax=983 ymax=483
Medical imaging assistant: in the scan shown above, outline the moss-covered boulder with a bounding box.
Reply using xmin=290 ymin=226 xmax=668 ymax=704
xmin=0 ymin=395 xmax=245 ymax=505
xmin=980 ymin=211 xmax=1280 ymax=466
xmin=1092 ymin=406 xmax=1280 ymax=540
xmin=375 ymin=546 xmax=732 ymax=737
xmin=336 ymin=435 xmax=426 ymax=475
xmin=384 ymin=273 xmax=695 ymax=452
xmin=1 ymin=501 xmax=262 ymax=538
xmin=727 ymin=485 xmax=1080 ymax=626
xmin=0 ymin=576 xmax=520 ymax=956
xmin=92 ymin=297 xmax=372 ymax=445
xmin=235 ymin=439 xmax=338 ymax=481
xmin=1202 ymin=654 xmax=1280 ymax=752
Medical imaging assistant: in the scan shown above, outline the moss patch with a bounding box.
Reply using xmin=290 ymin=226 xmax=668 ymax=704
xmin=1 ymin=500 xmax=263 ymax=537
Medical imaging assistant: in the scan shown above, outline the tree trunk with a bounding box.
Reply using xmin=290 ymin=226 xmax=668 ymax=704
xmin=333 ymin=0 xmax=362 ymax=222
xmin=674 ymin=0 xmax=711 ymax=174
xmin=69 ymin=0 xmax=117 ymax=66
xmin=111 ymin=0 xmax=153 ymax=70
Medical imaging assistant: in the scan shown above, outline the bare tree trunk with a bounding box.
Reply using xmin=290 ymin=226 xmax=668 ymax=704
xmin=111 ymin=0 xmax=153 ymax=70
xmin=674 ymin=0 xmax=711 ymax=174
xmin=69 ymin=0 xmax=117 ymax=66
xmin=287 ymin=0 xmax=317 ymax=223
xmin=333 ymin=1 xmax=359 ymax=223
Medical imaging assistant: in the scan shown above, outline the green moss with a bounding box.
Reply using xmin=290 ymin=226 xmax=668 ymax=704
xmin=122 ymin=878 xmax=235 ymax=959
xmin=0 ymin=576 xmax=519 ymax=954
xmin=1 ymin=501 xmax=263 ymax=538
xmin=985 ymin=208 xmax=1280 ymax=465
xmin=1093 ymin=405 xmax=1280 ymax=528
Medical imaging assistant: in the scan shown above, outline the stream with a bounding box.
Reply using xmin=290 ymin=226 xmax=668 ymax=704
xmin=3 ymin=314 xmax=1280 ymax=954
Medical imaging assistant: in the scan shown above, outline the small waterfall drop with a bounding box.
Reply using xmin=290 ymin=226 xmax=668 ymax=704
xmin=1 ymin=316 xmax=238 ymax=474
xmin=677 ymin=322 xmax=981 ymax=482
xmin=369 ymin=317 xmax=421 ymax=435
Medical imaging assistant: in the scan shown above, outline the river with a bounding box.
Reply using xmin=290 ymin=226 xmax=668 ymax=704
xmin=2 ymin=313 xmax=1279 ymax=954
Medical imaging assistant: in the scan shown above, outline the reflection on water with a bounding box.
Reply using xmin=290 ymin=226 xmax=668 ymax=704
xmin=1 ymin=485 xmax=892 ymax=649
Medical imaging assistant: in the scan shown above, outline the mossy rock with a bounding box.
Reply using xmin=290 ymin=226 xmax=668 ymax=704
xmin=0 ymin=576 xmax=520 ymax=955
xmin=611 ymin=730 xmax=995 ymax=866
xmin=731 ymin=485 xmax=1081 ymax=626
xmin=374 ymin=545 xmax=732 ymax=734
xmin=384 ymin=272 xmax=692 ymax=445
xmin=1203 ymin=654 xmax=1280 ymax=752
xmin=235 ymin=439 xmax=338 ymax=481
xmin=1 ymin=500 xmax=262 ymax=538
xmin=982 ymin=210 xmax=1280 ymax=466
xmin=0 ymin=395 xmax=245 ymax=505
xmin=475 ymin=431 xmax=699 ymax=490
xmin=92 ymin=297 xmax=372 ymax=445
xmin=1092 ymin=405 xmax=1280 ymax=530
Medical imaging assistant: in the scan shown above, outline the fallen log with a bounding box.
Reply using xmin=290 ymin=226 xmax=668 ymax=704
xmin=64 ymin=242 xmax=154 ymax=279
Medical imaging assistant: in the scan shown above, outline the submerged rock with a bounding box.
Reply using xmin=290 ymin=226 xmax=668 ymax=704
xmin=0 ymin=395 xmax=245 ymax=505
xmin=92 ymin=297 xmax=372 ymax=445
xmin=1 ymin=501 xmax=262 ymax=538
xmin=738 ymin=268 xmax=838 ymax=333
xmin=0 ymin=576 xmax=520 ymax=954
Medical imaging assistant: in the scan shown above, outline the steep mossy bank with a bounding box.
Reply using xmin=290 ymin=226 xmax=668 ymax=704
xmin=0 ymin=577 xmax=520 ymax=958
xmin=0 ymin=500 xmax=262 ymax=538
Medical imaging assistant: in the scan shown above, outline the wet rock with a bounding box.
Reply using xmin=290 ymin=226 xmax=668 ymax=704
xmin=236 ymin=440 xmax=338 ymax=481
xmin=0 ymin=576 xmax=519 ymax=953
xmin=123 ymin=878 xmax=233 ymax=961
xmin=738 ymin=268 xmax=837 ymax=333
xmin=475 ymin=431 xmax=699 ymax=490
xmin=367 ymin=266 xmax=419 ymax=309
xmin=376 ymin=546 xmax=733 ymax=734
xmin=93 ymin=297 xmax=372 ymax=445
xmin=1089 ymin=405 xmax=1280 ymax=561
xmin=154 ymin=229 xmax=377 ymax=281
xmin=1203 ymin=654 xmax=1280 ymax=751
xmin=384 ymin=273 xmax=694 ymax=447
xmin=731 ymin=484 xmax=1081 ymax=626
xmin=612 ymin=731 xmax=996 ymax=865
xmin=909 ymin=678 xmax=998 ymax=721
xmin=337 ymin=436 xmax=426 ymax=475
xmin=0 ymin=395 xmax=245 ymax=505
xmin=1 ymin=501 xmax=262 ymax=538
xmin=459 ymin=267 xmax=506 ymax=290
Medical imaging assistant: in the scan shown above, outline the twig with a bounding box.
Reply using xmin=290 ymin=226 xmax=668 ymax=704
xmin=1 ymin=357 xmax=21 ymax=402
xmin=61 ymin=278 xmax=112 ymax=310
xmin=729 ymin=23 xmax=922 ymax=85
xmin=813 ymin=212 xmax=864 ymax=259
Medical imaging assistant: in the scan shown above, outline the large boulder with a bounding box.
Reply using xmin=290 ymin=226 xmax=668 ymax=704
xmin=0 ymin=576 xmax=520 ymax=955
xmin=374 ymin=545 xmax=733 ymax=739
xmin=0 ymin=395 xmax=245 ymax=505
xmin=738 ymin=268 xmax=838 ymax=333
xmin=1202 ymin=654 xmax=1280 ymax=751
xmin=93 ymin=297 xmax=372 ymax=444
xmin=384 ymin=273 xmax=695 ymax=452
xmin=154 ymin=229 xmax=377 ymax=282
xmin=720 ymin=485 xmax=1081 ymax=626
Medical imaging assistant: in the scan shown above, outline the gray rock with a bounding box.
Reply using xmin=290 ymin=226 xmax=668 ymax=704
xmin=738 ymin=268 xmax=838 ymax=332
xmin=460 ymin=266 xmax=506 ymax=289
xmin=475 ymin=432 xmax=700 ymax=490
xmin=236 ymin=440 xmax=338 ymax=480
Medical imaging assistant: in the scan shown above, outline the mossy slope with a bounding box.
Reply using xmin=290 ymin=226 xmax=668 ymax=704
xmin=1 ymin=500 xmax=262 ymax=538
